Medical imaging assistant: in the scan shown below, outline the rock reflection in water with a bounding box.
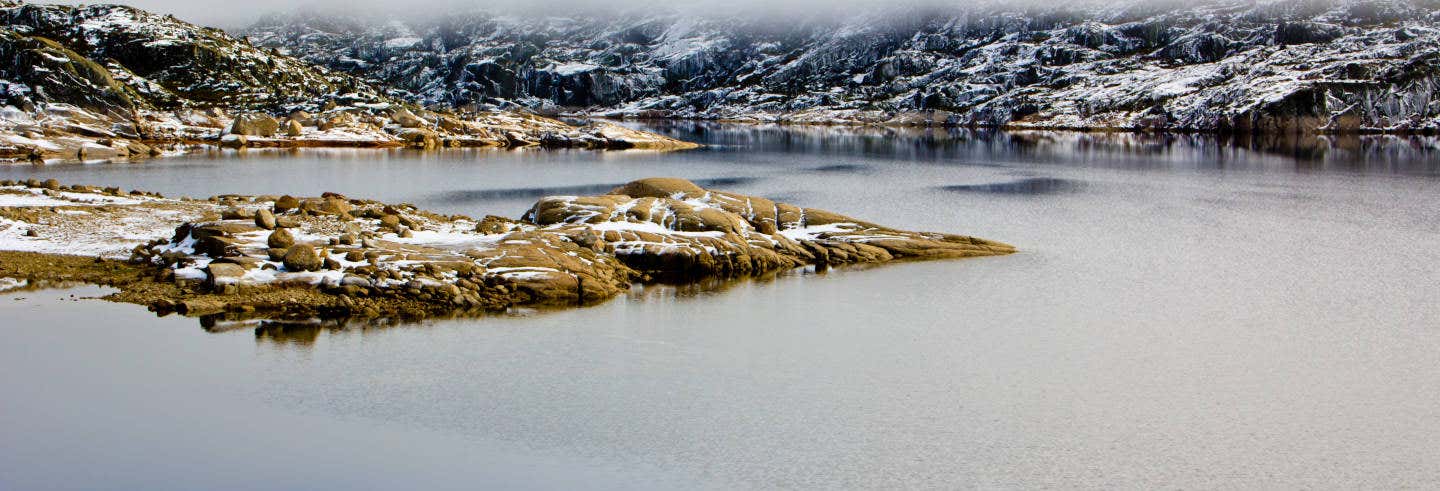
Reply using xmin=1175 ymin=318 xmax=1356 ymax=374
xmin=183 ymin=264 xmax=837 ymax=347
xmin=940 ymin=177 xmax=1082 ymax=195
xmin=203 ymin=316 xmax=436 ymax=348
xmin=809 ymin=164 xmax=868 ymax=173
xmin=428 ymin=176 xmax=762 ymax=205
xmin=628 ymin=120 xmax=1440 ymax=174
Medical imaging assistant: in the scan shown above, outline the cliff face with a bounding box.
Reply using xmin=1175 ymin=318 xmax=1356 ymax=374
xmin=245 ymin=0 xmax=1440 ymax=133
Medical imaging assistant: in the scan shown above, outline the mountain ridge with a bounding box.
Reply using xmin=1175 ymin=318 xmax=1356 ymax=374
xmin=0 ymin=1 xmax=696 ymax=161
xmin=244 ymin=0 xmax=1440 ymax=133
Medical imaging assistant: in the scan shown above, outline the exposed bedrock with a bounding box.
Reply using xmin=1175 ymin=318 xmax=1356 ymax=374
xmin=525 ymin=177 xmax=1014 ymax=279
xmin=0 ymin=177 xmax=1012 ymax=320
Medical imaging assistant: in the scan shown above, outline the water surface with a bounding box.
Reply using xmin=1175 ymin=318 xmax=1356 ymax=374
xmin=3 ymin=125 xmax=1439 ymax=488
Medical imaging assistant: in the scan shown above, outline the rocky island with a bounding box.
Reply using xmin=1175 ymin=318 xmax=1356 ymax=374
xmin=0 ymin=177 xmax=1013 ymax=322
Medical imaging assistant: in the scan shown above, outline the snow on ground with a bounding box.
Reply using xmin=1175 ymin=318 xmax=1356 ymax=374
xmin=0 ymin=186 xmax=201 ymax=258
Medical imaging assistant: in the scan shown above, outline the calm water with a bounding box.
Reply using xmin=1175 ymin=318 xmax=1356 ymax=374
xmin=3 ymin=125 xmax=1440 ymax=489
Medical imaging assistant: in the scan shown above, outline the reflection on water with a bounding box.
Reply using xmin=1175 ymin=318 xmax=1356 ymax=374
xmin=940 ymin=177 xmax=1083 ymax=194
xmin=808 ymin=163 xmax=869 ymax=173
xmin=427 ymin=176 xmax=762 ymax=205
xmin=5 ymin=123 xmax=1440 ymax=488
xmin=430 ymin=183 xmax=629 ymax=203
xmin=183 ymin=264 xmax=834 ymax=348
xmin=632 ymin=120 xmax=1440 ymax=174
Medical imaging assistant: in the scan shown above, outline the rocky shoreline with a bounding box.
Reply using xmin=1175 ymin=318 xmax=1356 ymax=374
xmin=0 ymin=177 xmax=1013 ymax=322
xmin=0 ymin=104 xmax=698 ymax=163
xmin=0 ymin=1 xmax=696 ymax=163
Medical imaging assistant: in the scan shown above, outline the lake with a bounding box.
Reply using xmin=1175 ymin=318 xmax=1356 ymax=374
xmin=3 ymin=124 xmax=1439 ymax=488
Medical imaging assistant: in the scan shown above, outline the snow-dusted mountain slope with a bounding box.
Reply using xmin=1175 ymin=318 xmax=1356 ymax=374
xmin=0 ymin=0 xmax=389 ymax=116
xmin=245 ymin=0 xmax=1440 ymax=132
xmin=0 ymin=1 xmax=695 ymax=161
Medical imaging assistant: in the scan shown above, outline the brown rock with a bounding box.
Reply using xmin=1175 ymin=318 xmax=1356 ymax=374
xmin=289 ymin=110 xmax=316 ymax=126
xmin=267 ymin=228 xmax=295 ymax=249
xmin=229 ymin=113 xmax=280 ymax=137
xmin=320 ymin=197 xmax=352 ymax=216
xmin=391 ymin=108 xmax=426 ymax=128
xmin=273 ymin=195 xmax=300 ymax=213
xmin=475 ymin=215 xmax=513 ymax=234
xmin=609 ymin=177 xmax=704 ymax=198
xmin=196 ymin=235 xmax=246 ymax=257
xmin=283 ymin=246 xmax=323 ymax=272
xmin=125 ymin=141 xmax=156 ymax=157
xmin=206 ymin=263 xmax=247 ymax=286
xmin=397 ymin=128 xmax=439 ymax=148
xmin=254 ymin=208 xmax=277 ymax=230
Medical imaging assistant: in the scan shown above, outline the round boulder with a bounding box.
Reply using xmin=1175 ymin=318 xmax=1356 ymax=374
xmin=610 ymin=178 xmax=704 ymax=198
xmin=283 ymin=246 xmax=323 ymax=272
xmin=273 ymin=195 xmax=300 ymax=213
xmin=267 ymin=228 xmax=295 ymax=249
xmin=254 ymin=208 xmax=277 ymax=230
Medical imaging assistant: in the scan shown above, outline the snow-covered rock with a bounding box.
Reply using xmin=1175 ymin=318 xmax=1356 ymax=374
xmin=245 ymin=0 xmax=1440 ymax=133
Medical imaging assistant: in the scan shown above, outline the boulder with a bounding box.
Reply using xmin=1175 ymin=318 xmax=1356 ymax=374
xmin=219 ymin=134 xmax=248 ymax=148
xmin=475 ymin=215 xmax=514 ymax=234
xmin=273 ymin=195 xmax=300 ymax=213
xmin=282 ymin=246 xmax=323 ymax=272
xmin=76 ymin=142 xmax=122 ymax=160
xmin=284 ymin=119 xmax=304 ymax=137
xmin=124 ymin=141 xmax=157 ymax=157
xmin=205 ymin=262 xmax=247 ymax=286
xmin=610 ymin=177 xmax=704 ymax=198
xmin=228 ymin=113 xmax=280 ymax=137
xmin=396 ymin=128 xmax=439 ymax=148
xmin=319 ymin=197 xmax=352 ymax=216
xmin=254 ymin=208 xmax=277 ymax=230
xmin=267 ymin=228 xmax=295 ymax=249
xmin=196 ymin=235 xmax=246 ymax=257
xmin=391 ymin=108 xmax=426 ymax=128
xmin=288 ymin=110 xmax=316 ymax=126
xmin=189 ymin=221 xmax=261 ymax=240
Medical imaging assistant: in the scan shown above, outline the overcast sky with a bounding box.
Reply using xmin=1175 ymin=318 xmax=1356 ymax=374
xmin=37 ymin=0 xmax=898 ymax=28
xmin=36 ymin=0 xmax=1189 ymax=29
xmin=42 ymin=0 xmax=281 ymax=27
